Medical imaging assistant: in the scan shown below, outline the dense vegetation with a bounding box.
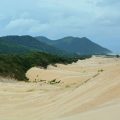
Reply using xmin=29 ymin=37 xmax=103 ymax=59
xmin=0 ymin=52 xmax=89 ymax=81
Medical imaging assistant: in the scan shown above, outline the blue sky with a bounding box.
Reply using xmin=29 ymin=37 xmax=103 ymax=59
xmin=0 ymin=0 xmax=120 ymax=53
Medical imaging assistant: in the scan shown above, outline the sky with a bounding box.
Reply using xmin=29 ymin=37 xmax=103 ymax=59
xmin=0 ymin=0 xmax=120 ymax=53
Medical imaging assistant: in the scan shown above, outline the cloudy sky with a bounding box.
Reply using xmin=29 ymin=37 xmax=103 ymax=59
xmin=0 ymin=0 xmax=120 ymax=53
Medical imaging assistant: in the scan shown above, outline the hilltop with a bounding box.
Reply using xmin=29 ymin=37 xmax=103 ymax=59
xmin=36 ymin=36 xmax=111 ymax=55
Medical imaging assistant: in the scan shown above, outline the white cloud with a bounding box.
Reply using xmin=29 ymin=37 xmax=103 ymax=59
xmin=4 ymin=18 xmax=38 ymax=34
xmin=0 ymin=0 xmax=120 ymax=52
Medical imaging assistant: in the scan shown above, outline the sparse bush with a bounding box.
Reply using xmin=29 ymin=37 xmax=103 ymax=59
xmin=48 ymin=79 xmax=61 ymax=85
xmin=98 ymin=69 xmax=104 ymax=72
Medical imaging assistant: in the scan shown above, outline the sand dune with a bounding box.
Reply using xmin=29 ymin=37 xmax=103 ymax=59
xmin=57 ymin=103 xmax=120 ymax=120
xmin=0 ymin=56 xmax=120 ymax=120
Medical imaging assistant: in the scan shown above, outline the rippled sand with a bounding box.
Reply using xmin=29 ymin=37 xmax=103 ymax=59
xmin=0 ymin=56 xmax=120 ymax=120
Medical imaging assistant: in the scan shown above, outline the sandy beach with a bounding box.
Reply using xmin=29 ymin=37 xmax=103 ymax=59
xmin=0 ymin=56 xmax=120 ymax=120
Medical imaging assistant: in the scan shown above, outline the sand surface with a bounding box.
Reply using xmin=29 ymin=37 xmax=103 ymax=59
xmin=0 ymin=56 xmax=120 ymax=120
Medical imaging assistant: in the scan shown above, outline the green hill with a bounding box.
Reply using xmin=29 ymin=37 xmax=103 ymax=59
xmin=0 ymin=35 xmax=93 ymax=81
xmin=0 ymin=35 xmax=65 ymax=55
xmin=36 ymin=36 xmax=111 ymax=55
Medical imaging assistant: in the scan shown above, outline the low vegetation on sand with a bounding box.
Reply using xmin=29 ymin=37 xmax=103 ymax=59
xmin=0 ymin=52 xmax=91 ymax=81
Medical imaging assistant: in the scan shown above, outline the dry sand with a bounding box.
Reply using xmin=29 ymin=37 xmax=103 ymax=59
xmin=0 ymin=56 xmax=120 ymax=120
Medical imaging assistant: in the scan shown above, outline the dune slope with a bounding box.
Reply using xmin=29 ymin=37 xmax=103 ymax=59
xmin=0 ymin=56 xmax=120 ymax=120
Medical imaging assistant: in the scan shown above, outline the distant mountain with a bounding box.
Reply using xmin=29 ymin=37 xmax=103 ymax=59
xmin=36 ymin=36 xmax=111 ymax=55
xmin=0 ymin=35 xmax=111 ymax=56
xmin=0 ymin=35 xmax=66 ymax=55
